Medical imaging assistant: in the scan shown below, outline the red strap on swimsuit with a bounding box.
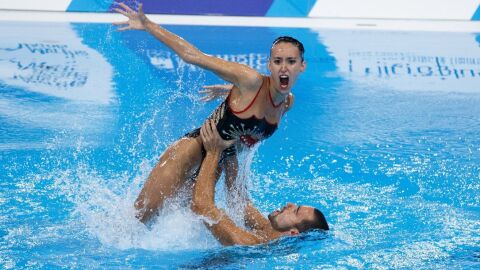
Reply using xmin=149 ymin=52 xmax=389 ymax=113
xmin=229 ymin=78 xmax=265 ymax=114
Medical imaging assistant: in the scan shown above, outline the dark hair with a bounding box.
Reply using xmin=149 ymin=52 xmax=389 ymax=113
xmin=271 ymin=36 xmax=305 ymax=61
xmin=297 ymin=208 xmax=329 ymax=232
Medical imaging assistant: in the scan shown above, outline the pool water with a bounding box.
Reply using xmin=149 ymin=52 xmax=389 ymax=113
xmin=1 ymin=20 xmax=479 ymax=269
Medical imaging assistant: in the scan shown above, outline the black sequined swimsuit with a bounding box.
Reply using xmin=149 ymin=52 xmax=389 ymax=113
xmin=185 ymin=76 xmax=283 ymax=158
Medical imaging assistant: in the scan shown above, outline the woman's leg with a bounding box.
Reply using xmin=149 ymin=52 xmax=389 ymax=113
xmin=134 ymin=136 xmax=203 ymax=223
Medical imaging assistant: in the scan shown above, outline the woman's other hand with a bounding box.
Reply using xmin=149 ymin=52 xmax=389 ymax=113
xmin=199 ymin=84 xmax=233 ymax=102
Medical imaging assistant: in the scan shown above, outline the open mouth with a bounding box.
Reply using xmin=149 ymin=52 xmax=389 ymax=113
xmin=279 ymin=75 xmax=289 ymax=88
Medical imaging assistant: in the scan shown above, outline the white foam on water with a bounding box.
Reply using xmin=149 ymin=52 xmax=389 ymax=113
xmin=51 ymin=161 xmax=220 ymax=251
xmin=50 ymin=144 xmax=260 ymax=251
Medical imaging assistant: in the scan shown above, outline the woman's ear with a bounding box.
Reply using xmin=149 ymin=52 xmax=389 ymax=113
xmin=300 ymin=61 xmax=307 ymax=72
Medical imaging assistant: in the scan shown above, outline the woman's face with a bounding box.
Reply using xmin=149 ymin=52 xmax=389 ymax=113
xmin=268 ymin=42 xmax=306 ymax=94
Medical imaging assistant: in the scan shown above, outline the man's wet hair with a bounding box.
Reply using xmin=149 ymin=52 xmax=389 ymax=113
xmin=297 ymin=208 xmax=329 ymax=232
xmin=271 ymin=36 xmax=305 ymax=61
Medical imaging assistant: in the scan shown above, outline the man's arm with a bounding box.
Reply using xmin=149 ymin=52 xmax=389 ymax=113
xmin=223 ymin=154 xmax=243 ymax=209
xmin=222 ymin=156 xmax=272 ymax=237
xmin=244 ymin=201 xmax=273 ymax=236
xmin=221 ymin=154 xmax=273 ymax=237
xmin=191 ymin=120 xmax=268 ymax=246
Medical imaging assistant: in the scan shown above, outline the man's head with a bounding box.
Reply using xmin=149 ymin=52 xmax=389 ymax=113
xmin=268 ymin=36 xmax=306 ymax=94
xmin=268 ymin=203 xmax=329 ymax=235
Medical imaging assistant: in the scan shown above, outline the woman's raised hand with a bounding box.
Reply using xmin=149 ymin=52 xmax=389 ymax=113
xmin=113 ymin=2 xmax=148 ymax=31
xmin=199 ymin=84 xmax=234 ymax=102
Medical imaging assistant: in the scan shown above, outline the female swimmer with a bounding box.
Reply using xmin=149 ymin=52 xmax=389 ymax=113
xmin=114 ymin=3 xmax=306 ymax=223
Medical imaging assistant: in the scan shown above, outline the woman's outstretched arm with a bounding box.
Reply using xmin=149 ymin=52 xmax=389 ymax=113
xmin=113 ymin=3 xmax=262 ymax=92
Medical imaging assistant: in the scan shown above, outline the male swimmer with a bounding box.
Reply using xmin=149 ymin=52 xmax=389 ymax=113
xmin=191 ymin=120 xmax=328 ymax=246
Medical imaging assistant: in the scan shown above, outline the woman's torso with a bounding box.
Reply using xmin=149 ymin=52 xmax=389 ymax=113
xmin=210 ymin=76 xmax=289 ymax=148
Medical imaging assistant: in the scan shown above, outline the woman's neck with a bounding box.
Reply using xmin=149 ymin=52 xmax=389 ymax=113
xmin=269 ymin=85 xmax=288 ymax=106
